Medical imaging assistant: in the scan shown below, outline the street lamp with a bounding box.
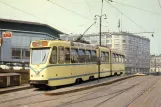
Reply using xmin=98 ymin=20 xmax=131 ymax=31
xmin=95 ymin=14 xmax=107 ymax=46
xmin=95 ymin=14 xmax=107 ymax=82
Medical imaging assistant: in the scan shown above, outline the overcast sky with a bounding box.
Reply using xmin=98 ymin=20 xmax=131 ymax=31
xmin=0 ymin=0 xmax=160 ymax=55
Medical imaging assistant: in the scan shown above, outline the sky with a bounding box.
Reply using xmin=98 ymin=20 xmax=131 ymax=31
xmin=0 ymin=0 xmax=160 ymax=55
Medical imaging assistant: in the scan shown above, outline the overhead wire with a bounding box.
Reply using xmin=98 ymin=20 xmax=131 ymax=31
xmin=85 ymin=0 xmax=99 ymax=34
xmin=113 ymin=0 xmax=161 ymax=16
xmin=47 ymin=0 xmax=91 ymax=20
xmin=105 ymin=0 xmax=147 ymax=32
xmin=0 ymin=0 xmax=80 ymax=34
xmin=158 ymin=0 xmax=161 ymax=9
xmin=85 ymin=0 xmax=93 ymax=16
xmin=101 ymin=0 xmax=104 ymax=15
xmin=0 ymin=0 xmax=42 ymax=21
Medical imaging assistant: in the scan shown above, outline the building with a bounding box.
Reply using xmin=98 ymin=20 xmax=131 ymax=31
xmin=0 ymin=19 xmax=63 ymax=64
xmin=60 ymin=32 xmax=150 ymax=74
xmin=150 ymin=55 xmax=161 ymax=73
xmin=106 ymin=32 xmax=150 ymax=74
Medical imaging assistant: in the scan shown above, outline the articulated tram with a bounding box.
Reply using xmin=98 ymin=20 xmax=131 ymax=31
xmin=29 ymin=40 xmax=125 ymax=88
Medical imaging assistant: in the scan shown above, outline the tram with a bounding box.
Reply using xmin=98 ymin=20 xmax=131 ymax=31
xmin=29 ymin=40 xmax=125 ymax=87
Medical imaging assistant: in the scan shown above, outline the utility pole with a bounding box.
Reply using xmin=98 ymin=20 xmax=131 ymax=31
xmin=95 ymin=0 xmax=107 ymax=82
xmin=95 ymin=14 xmax=107 ymax=82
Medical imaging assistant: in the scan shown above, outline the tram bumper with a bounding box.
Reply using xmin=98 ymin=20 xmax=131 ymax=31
xmin=29 ymin=80 xmax=48 ymax=85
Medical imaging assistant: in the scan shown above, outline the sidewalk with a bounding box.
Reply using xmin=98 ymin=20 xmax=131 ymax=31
xmin=0 ymin=84 xmax=31 ymax=94
xmin=45 ymin=75 xmax=135 ymax=96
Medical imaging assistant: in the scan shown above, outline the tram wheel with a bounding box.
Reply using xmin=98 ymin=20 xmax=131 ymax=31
xmin=75 ymin=78 xmax=81 ymax=84
xmin=89 ymin=76 xmax=94 ymax=81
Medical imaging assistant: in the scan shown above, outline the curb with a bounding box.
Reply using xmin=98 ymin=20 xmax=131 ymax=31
xmin=45 ymin=75 xmax=135 ymax=96
xmin=0 ymin=85 xmax=32 ymax=95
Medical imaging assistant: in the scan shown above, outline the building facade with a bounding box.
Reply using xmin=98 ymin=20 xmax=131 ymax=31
xmin=0 ymin=19 xmax=63 ymax=64
xmin=60 ymin=32 xmax=150 ymax=74
xmin=150 ymin=55 xmax=161 ymax=73
xmin=106 ymin=32 xmax=150 ymax=74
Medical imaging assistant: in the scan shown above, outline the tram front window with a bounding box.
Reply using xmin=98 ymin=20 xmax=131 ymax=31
xmin=31 ymin=48 xmax=50 ymax=64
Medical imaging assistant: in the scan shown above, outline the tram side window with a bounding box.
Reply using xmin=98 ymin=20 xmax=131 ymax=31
xmin=118 ymin=55 xmax=120 ymax=62
xmin=91 ymin=50 xmax=97 ymax=62
xmin=65 ymin=48 xmax=70 ymax=63
xmin=120 ymin=55 xmax=122 ymax=63
xmin=105 ymin=52 xmax=109 ymax=63
xmin=101 ymin=52 xmax=106 ymax=62
xmin=86 ymin=50 xmax=91 ymax=63
xmin=58 ymin=47 xmax=65 ymax=64
xmin=78 ymin=49 xmax=85 ymax=63
xmin=116 ymin=54 xmax=119 ymax=62
xmin=71 ymin=49 xmax=79 ymax=63
xmin=122 ymin=55 xmax=125 ymax=63
xmin=112 ymin=54 xmax=116 ymax=63
xmin=50 ymin=47 xmax=57 ymax=64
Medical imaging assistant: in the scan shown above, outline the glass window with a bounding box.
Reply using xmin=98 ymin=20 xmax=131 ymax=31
xmin=91 ymin=50 xmax=97 ymax=62
xmin=78 ymin=49 xmax=85 ymax=63
xmin=31 ymin=48 xmax=50 ymax=64
xmin=101 ymin=52 xmax=106 ymax=62
xmin=58 ymin=47 xmax=65 ymax=64
xmin=65 ymin=48 xmax=70 ymax=63
xmin=50 ymin=47 xmax=57 ymax=64
xmin=116 ymin=54 xmax=119 ymax=62
xmin=122 ymin=40 xmax=126 ymax=43
xmin=112 ymin=54 xmax=116 ymax=62
xmin=118 ymin=55 xmax=121 ymax=62
xmin=105 ymin=52 xmax=109 ymax=63
xmin=71 ymin=49 xmax=79 ymax=63
xmin=122 ymin=55 xmax=125 ymax=63
xmin=86 ymin=50 xmax=91 ymax=62
xmin=12 ymin=48 xmax=21 ymax=59
xmin=22 ymin=49 xmax=30 ymax=59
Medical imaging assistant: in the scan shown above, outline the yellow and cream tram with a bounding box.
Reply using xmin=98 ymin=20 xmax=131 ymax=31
xmin=29 ymin=40 xmax=125 ymax=87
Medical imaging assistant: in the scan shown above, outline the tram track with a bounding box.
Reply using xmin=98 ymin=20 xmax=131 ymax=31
xmin=17 ymin=76 xmax=147 ymax=107
xmin=54 ymin=76 xmax=150 ymax=107
xmin=0 ymin=76 xmax=137 ymax=107
xmin=12 ymin=78 xmax=129 ymax=107
xmin=123 ymin=77 xmax=161 ymax=107
xmin=0 ymin=76 xmax=153 ymax=107
xmin=0 ymin=88 xmax=47 ymax=104
xmin=0 ymin=77 xmax=124 ymax=104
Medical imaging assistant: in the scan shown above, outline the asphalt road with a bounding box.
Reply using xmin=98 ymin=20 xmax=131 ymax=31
xmin=0 ymin=76 xmax=161 ymax=107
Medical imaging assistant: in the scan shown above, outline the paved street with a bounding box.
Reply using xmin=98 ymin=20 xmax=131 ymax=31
xmin=0 ymin=76 xmax=161 ymax=107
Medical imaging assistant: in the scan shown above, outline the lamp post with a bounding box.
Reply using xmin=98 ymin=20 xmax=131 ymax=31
xmin=95 ymin=14 xmax=107 ymax=46
xmin=95 ymin=14 xmax=107 ymax=82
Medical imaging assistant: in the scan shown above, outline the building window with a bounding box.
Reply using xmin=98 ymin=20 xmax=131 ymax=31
xmin=122 ymin=40 xmax=126 ymax=43
xmin=114 ymin=44 xmax=120 ymax=48
xmin=12 ymin=48 xmax=30 ymax=60
xmin=12 ymin=48 xmax=21 ymax=59
xmin=107 ymin=40 xmax=112 ymax=43
xmin=22 ymin=49 xmax=30 ymax=59
xmin=91 ymin=40 xmax=98 ymax=44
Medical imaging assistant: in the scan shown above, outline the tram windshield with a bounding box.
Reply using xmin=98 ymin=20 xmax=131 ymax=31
xmin=31 ymin=48 xmax=50 ymax=64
